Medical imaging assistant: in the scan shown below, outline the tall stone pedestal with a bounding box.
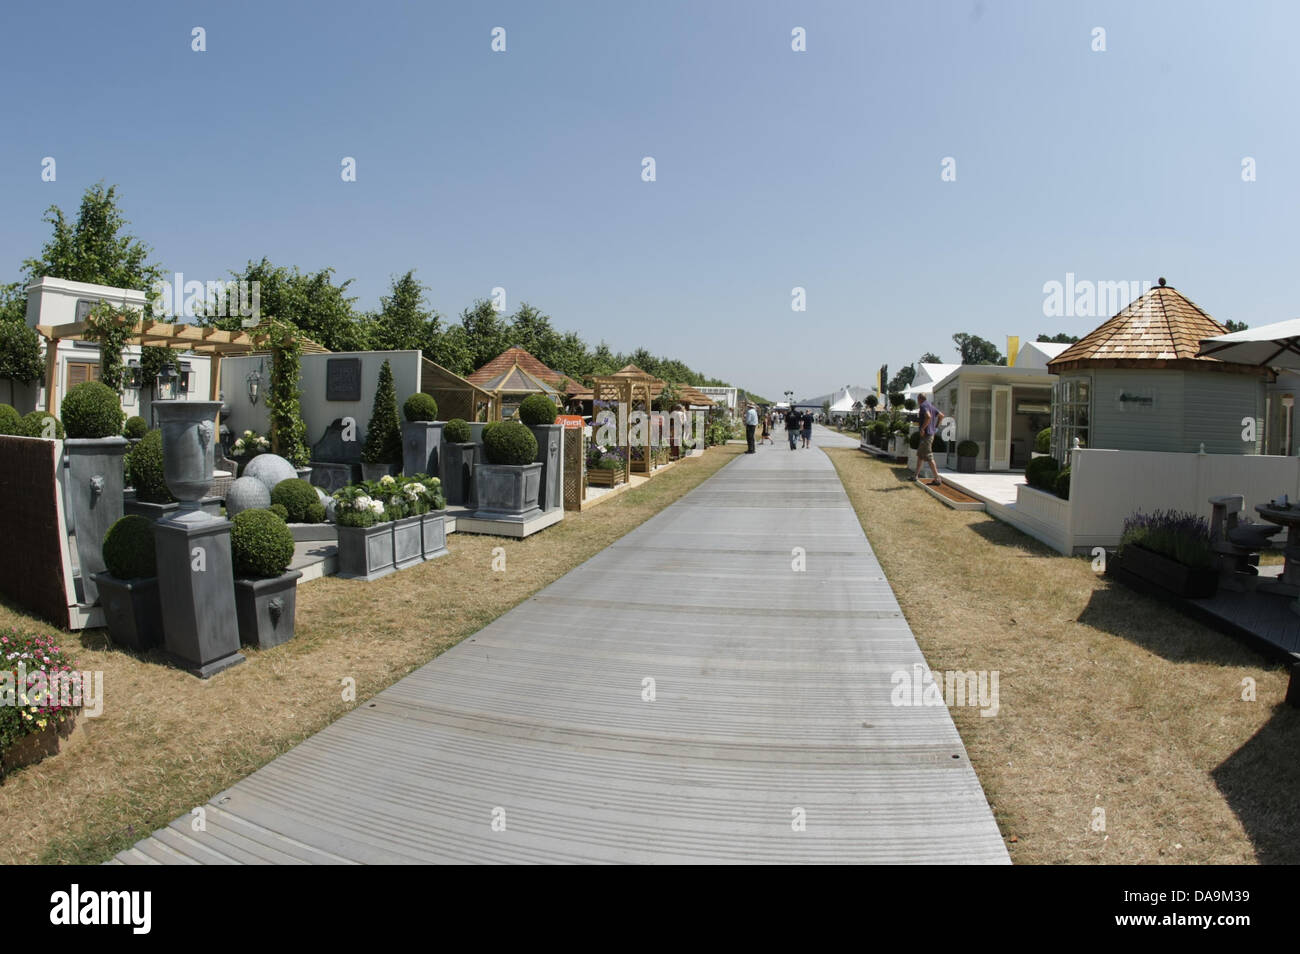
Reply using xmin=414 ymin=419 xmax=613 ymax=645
xmin=529 ymin=424 xmax=563 ymax=513
xmin=154 ymin=510 xmax=245 ymax=678
xmin=402 ymin=420 xmax=444 ymax=478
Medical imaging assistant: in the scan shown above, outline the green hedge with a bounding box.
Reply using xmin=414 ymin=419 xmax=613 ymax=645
xmin=0 ymin=404 xmax=21 ymax=435
xmin=483 ymin=420 xmax=537 ymax=466
xmin=403 ymin=392 xmax=438 ymax=422
xmin=230 ymin=509 xmax=295 ymax=578
xmin=61 ymin=381 xmax=125 ymax=439
xmin=102 ymin=515 xmax=156 ymax=580
xmin=443 ymin=418 xmax=471 ymax=443
xmin=19 ymin=410 xmax=64 ymax=439
xmin=518 ymin=394 xmax=557 ymax=426
xmin=1054 ymin=466 xmax=1071 ymax=500
xmin=1025 ymin=455 xmax=1060 ymax=491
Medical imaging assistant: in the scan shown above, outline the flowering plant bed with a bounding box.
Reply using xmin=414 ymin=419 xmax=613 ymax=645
xmin=332 ymin=475 xmax=448 ymax=578
xmin=1111 ymin=510 xmax=1218 ymax=599
xmin=1 ymin=629 xmax=81 ymax=777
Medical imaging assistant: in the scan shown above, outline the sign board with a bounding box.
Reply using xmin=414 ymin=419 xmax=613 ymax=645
xmin=557 ymin=415 xmax=585 ymax=429
xmin=325 ymin=358 xmax=362 ymax=401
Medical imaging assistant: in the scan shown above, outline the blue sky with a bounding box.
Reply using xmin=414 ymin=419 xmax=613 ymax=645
xmin=2 ymin=0 xmax=1297 ymax=400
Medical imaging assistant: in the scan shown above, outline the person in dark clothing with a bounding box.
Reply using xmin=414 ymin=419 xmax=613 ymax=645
xmin=801 ymin=411 xmax=813 ymax=448
xmin=784 ymin=409 xmax=800 ymax=450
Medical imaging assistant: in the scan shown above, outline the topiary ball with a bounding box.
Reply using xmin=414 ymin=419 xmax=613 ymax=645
xmin=243 ymin=453 xmax=298 ymax=494
xmin=443 ymin=418 xmax=472 ymax=443
xmin=20 ymin=410 xmax=64 ymax=440
xmin=957 ymin=440 xmax=980 ymax=457
xmin=270 ymin=477 xmax=320 ymax=523
xmin=0 ymin=404 xmax=21 ymax=435
xmin=124 ymin=415 xmax=148 ymax=439
xmin=1035 ymin=427 xmax=1051 ymax=454
xmin=127 ymin=430 xmax=175 ymax=503
xmin=226 ymin=475 xmax=272 ymax=517
xmin=482 ymin=420 xmax=538 ymax=466
xmin=268 ymin=503 xmax=289 ymax=521
xmin=102 ymin=514 xmax=157 ymax=580
xmin=61 ymin=380 xmax=125 ymax=439
xmin=230 ymin=509 xmax=295 ymax=579
xmin=305 ymin=501 xmax=326 ymax=523
xmin=1025 ymin=455 xmax=1060 ymax=491
xmin=518 ymin=394 xmax=557 ymax=426
xmin=403 ymin=392 xmax=438 ymax=422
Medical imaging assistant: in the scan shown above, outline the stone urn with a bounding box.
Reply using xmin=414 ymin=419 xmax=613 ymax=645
xmin=156 ymin=402 xmax=221 ymax=511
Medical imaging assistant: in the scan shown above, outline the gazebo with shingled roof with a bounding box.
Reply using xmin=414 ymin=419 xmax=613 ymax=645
xmin=1045 ymin=278 xmax=1271 ymax=462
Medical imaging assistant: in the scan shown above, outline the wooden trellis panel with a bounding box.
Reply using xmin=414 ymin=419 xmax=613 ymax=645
xmin=564 ymin=427 xmax=585 ymax=511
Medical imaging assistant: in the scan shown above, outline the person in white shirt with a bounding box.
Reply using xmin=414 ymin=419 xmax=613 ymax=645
xmin=744 ymin=403 xmax=758 ymax=453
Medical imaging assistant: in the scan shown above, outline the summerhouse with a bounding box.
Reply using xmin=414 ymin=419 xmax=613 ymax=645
xmin=1045 ymin=280 xmax=1270 ymax=463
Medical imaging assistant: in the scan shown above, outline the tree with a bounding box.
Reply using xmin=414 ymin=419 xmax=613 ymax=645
xmin=362 ymin=359 xmax=402 ymax=468
xmin=214 ymin=258 xmax=368 ymax=352
xmin=371 ymin=270 xmax=440 ymax=352
xmin=919 ymin=352 xmax=941 ymax=364
xmin=953 ymin=333 xmax=1005 ymax=365
xmin=458 ymin=299 xmax=510 ymax=371
xmin=22 ymin=183 xmax=163 ymax=293
xmin=1224 ymin=320 xmax=1249 ymax=333
xmin=887 ymin=365 xmax=915 ymax=393
xmin=0 ymin=321 xmax=42 ymax=403
xmin=1036 ymin=332 xmax=1079 ymax=344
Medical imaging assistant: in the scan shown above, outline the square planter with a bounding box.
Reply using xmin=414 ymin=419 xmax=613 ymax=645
xmin=1112 ymin=545 xmax=1219 ymax=599
xmin=587 ymin=465 xmax=627 ymax=487
xmin=403 ymin=420 xmax=444 ymax=478
xmin=528 ymin=424 xmax=563 ymax=513
xmin=124 ymin=496 xmax=222 ymax=521
xmin=393 ymin=514 xmax=424 ymax=570
xmin=234 ymin=569 xmax=303 ymax=649
xmin=90 ymin=573 xmax=164 ymax=652
xmin=957 ymin=455 xmax=977 ymax=473
xmin=362 ymin=462 xmax=397 ymax=482
xmin=473 ymin=462 xmax=543 ymax=522
xmin=65 ymin=436 xmax=129 ymax=605
xmin=441 ymin=441 xmax=478 ymax=506
xmin=421 ymin=511 xmax=448 ymax=560
xmin=336 ymin=522 xmax=396 ymax=581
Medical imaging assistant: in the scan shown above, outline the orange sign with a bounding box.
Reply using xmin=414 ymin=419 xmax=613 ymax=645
xmin=557 ymin=415 xmax=585 ymax=429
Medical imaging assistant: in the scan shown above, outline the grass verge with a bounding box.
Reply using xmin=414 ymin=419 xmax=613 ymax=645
xmin=0 ymin=444 xmax=745 ymax=864
xmin=826 ymin=448 xmax=1300 ymax=864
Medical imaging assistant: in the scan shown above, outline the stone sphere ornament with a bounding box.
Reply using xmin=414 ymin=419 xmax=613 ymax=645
xmin=225 ymin=476 xmax=272 ymax=518
xmin=243 ymin=453 xmax=298 ymax=494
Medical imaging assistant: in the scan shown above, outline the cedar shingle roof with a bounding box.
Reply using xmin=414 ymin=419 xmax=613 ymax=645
xmin=1048 ymin=282 xmax=1261 ymax=375
xmin=467 ymin=347 xmax=584 ymax=394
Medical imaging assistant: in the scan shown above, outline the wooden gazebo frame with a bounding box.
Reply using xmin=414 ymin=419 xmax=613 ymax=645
xmin=592 ymin=367 xmax=662 ymax=475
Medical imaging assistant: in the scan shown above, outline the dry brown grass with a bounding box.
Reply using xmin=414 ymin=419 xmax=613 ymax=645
xmin=826 ymin=448 xmax=1300 ymax=865
xmin=0 ymin=444 xmax=745 ymax=864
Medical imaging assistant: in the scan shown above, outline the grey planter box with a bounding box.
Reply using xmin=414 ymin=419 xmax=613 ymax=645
xmin=442 ymin=442 xmax=477 ymax=506
xmin=361 ymin=462 xmax=397 ymax=482
xmin=90 ymin=573 xmax=163 ymax=652
xmin=957 ymin=455 xmax=977 ymax=473
xmin=65 ymin=436 xmax=129 ymax=605
xmin=234 ymin=569 xmax=303 ymax=649
xmin=473 ymin=462 xmax=543 ymax=523
xmin=421 ymin=511 xmax=448 ymax=561
xmin=529 ymin=424 xmax=563 ymax=513
xmin=336 ymin=522 xmax=396 ymax=581
xmin=392 ymin=515 xmax=424 ymax=570
xmin=124 ymin=496 xmax=222 ymax=521
xmin=402 ymin=420 xmax=443 ymax=478
xmin=288 ymin=523 xmax=337 ymax=544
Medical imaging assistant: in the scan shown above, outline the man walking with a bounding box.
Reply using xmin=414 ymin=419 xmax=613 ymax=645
xmin=801 ymin=409 xmax=813 ymax=448
xmin=744 ymin=402 xmax=758 ymax=453
xmin=914 ymin=391 xmax=945 ymax=486
xmin=784 ymin=407 xmax=800 ymax=450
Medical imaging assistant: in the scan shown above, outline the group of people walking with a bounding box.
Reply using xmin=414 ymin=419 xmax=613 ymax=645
xmin=743 ymin=403 xmax=814 ymax=453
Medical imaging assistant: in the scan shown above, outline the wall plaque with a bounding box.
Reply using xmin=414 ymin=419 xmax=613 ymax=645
xmin=326 ymin=358 xmax=362 ymax=401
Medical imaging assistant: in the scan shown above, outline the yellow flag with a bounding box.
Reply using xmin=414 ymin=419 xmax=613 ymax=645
xmin=875 ymin=367 xmax=881 ymax=394
xmin=1006 ymin=336 xmax=1020 ymax=367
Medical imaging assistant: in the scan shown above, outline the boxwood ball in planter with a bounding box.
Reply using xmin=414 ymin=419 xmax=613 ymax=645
xmin=518 ymin=395 xmax=562 ymax=511
xmin=229 ymin=509 xmax=302 ymax=649
xmin=476 ymin=420 xmax=543 ymax=521
xmin=91 ymin=514 xmax=164 ymax=651
xmin=401 ymin=393 xmax=443 ymax=478
xmin=518 ymin=394 xmax=557 ymax=426
xmin=124 ymin=416 xmax=148 ymax=440
xmin=60 ymin=381 xmax=129 ymax=605
xmin=956 ymin=439 xmax=979 ymax=474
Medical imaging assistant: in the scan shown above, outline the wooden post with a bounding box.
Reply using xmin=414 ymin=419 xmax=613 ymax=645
xmin=209 ymin=352 xmax=223 ymax=431
xmin=43 ymin=334 xmax=59 ymax=416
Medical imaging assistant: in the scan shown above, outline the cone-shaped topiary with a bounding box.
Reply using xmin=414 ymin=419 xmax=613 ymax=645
xmin=443 ymin=418 xmax=471 ymax=443
xmin=60 ymin=380 xmax=125 ymax=439
xmin=362 ymin=359 xmax=403 ymax=467
xmin=124 ymin=415 xmax=148 ymax=439
xmin=19 ymin=410 xmax=64 ymax=439
xmin=483 ymin=420 xmax=538 ymax=466
xmin=270 ymin=477 xmax=321 ymax=523
xmin=127 ymin=430 xmax=175 ymax=503
xmin=230 ymin=509 xmax=295 ymax=579
xmin=0 ymin=404 xmax=20 ymax=435
xmin=403 ymin=392 xmax=438 ymax=422
xmin=102 ymin=515 xmax=157 ymax=580
xmin=518 ymin=394 xmax=557 ymax=426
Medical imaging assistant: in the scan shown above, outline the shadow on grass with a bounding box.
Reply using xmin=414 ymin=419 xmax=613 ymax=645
xmin=965 ymin=518 xmax=1063 ymax=558
xmin=1211 ymin=703 xmax=1300 ymax=864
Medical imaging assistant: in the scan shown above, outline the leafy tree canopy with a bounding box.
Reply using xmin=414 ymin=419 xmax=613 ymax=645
xmin=953 ymin=332 xmax=1006 ymax=365
xmin=1036 ymin=332 xmax=1079 ymax=343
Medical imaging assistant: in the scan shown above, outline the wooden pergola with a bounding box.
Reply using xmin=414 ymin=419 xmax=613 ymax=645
xmin=592 ymin=366 xmax=662 ymax=475
xmin=35 ymin=316 xmax=326 ymax=418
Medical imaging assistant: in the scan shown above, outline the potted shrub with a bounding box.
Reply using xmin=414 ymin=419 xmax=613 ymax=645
xmin=60 ymin=380 xmax=127 ymax=605
xmin=19 ymin=410 xmax=64 ymax=440
xmin=907 ymin=429 xmax=921 ymax=470
xmin=229 ymin=509 xmax=302 ymax=649
xmin=0 ymin=630 xmax=82 ymax=779
xmin=1110 ymin=510 xmax=1218 ymax=599
xmin=269 ymin=477 xmax=330 ymax=542
xmin=123 ymin=415 xmax=148 ymax=443
xmin=362 ymin=359 xmax=402 ymax=481
xmin=366 ymin=474 xmax=424 ymax=569
xmin=1024 ymin=455 xmax=1060 ymax=493
xmin=90 ymin=515 xmax=164 ymax=651
xmin=333 ymin=484 xmax=396 ymax=580
xmin=518 ymin=394 xmax=562 ymax=512
xmin=587 ymin=444 xmax=627 ymax=487
xmin=124 ymin=429 xmax=177 ymax=520
xmin=956 ymin=439 xmax=979 ymax=473
xmin=230 ymin=429 xmax=271 ymax=476
xmin=440 ymin=418 xmax=477 ymax=506
xmin=401 ymin=393 xmax=443 ymax=478
xmin=474 ymin=420 xmax=542 ymax=522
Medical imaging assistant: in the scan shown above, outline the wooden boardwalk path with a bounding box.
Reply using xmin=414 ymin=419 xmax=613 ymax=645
xmin=114 ymin=426 xmax=1008 ymax=864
